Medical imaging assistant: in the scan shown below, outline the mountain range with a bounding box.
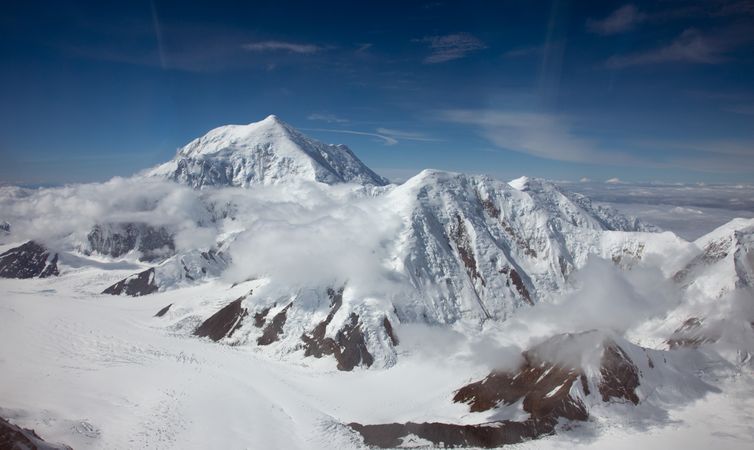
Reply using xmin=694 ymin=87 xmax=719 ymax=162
xmin=0 ymin=116 xmax=752 ymax=449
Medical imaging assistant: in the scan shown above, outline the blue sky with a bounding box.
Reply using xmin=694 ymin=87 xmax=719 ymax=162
xmin=1 ymin=0 xmax=753 ymax=184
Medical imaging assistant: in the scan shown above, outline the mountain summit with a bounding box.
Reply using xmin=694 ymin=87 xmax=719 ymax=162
xmin=147 ymin=115 xmax=388 ymax=188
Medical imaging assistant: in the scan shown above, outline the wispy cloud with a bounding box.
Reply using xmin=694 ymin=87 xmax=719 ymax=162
xmin=375 ymin=128 xmax=441 ymax=142
xmin=416 ymin=33 xmax=486 ymax=63
xmin=242 ymin=40 xmax=323 ymax=54
xmin=606 ymin=29 xmax=728 ymax=68
xmin=503 ymin=45 xmax=544 ymax=58
xmin=435 ymin=109 xmax=752 ymax=173
xmin=723 ymin=104 xmax=754 ymax=115
xmin=303 ymin=127 xmax=439 ymax=146
xmin=587 ymin=4 xmax=646 ymax=35
xmin=437 ymin=109 xmax=636 ymax=165
xmin=303 ymin=128 xmax=398 ymax=145
xmin=307 ymin=113 xmax=349 ymax=124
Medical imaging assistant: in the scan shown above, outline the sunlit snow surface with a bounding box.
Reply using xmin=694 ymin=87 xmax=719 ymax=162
xmin=1 ymin=255 xmax=753 ymax=449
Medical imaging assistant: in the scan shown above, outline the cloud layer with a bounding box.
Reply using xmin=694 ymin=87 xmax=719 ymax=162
xmin=242 ymin=40 xmax=323 ymax=54
xmin=417 ymin=33 xmax=486 ymax=63
xmin=587 ymin=4 xmax=646 ymax=35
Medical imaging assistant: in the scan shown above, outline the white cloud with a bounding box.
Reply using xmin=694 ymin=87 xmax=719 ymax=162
xmin=606 ymin=29 xmax=727 ymax=68
xmin=223 ymin=182 xmax=403 ymax=294
xmin=242 ymin=40 xmax=323 ymax=54
xmin=375 ymin=128 xmax=440 ymax=142
xmin=503 ymin=45 xmax=544 ymax=58
xmin=302 ymin=128 xmax=398 ymax=145
xmin=437 ymin=109 xmax=636 ymax=164
xmin=416 ymin=33 xmax=486 ymax=63
xmin=307 ymin=113 xmax=349 ymax=124
xmin=303 ymin=127 xmax=439 ymax=146
xmin=587 ymin=4 xmax=646 ymax=35
xmin=0 ymin=178 xmax=216 ymax=252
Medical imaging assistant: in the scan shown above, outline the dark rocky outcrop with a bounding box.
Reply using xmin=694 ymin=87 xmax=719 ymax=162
xmin=383 ymin=317 xmax=399 ymax=346
xmin=0 ymin=241 xmax=59 ymax=279
xmin=87 ymin=222 xmax=174 ymax=262
xmin=301 ymin=288 xmax=343 ymax=357
xmin=351 ymin=331 xmax=646 ymax=448
xmin=257 ymin=302 xmax=292 ymax=346
xmin=500 ymin=266 xmax=533 ymax=305
xmin=598 ymin=344 xmax=640 ymax=404
xmin=102 ymin=268 xmax=158 ymax=296
xmin=350 ymin=417 xmax=556 ymax=449
xmin=454 ymin=332 xmax=640 ymax=417
xmin=300 ymin=288 xmax=375 ymax=371
xmin=450 ymin=214 xmax=484 ymax=286
xmin=0 ymin=416 xmax=72 ymax=450
xmin=253 ymin=306 xmax=271 ymax=328
xmin=154 ymin=303 xmax=172 ymax=317
xmin=453 ymin=352 xmax=588 ymax=421
xmin=194 ymin=296 xmax=248 ymax=341
xmin=0 ymin=221 xmax=10 ymax=234
xmin=331 ymin=313 xmax=374 ymax=371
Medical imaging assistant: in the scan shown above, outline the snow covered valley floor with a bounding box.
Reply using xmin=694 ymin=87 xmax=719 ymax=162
xmin=1 ymin=271 xmax=753 ymax=449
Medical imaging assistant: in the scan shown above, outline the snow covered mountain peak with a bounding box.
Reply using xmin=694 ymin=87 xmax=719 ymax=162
xmin=147 ymin=115 xmax=389 ymax=188
xmin=508 ymin=175 xmax=530 ymax=191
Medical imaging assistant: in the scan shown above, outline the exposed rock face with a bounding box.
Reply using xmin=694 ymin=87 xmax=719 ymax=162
xmin=0 ymin=221 xmax=9 ymax=234
xmin=453 ymin=351 xmax=588 ymax=421
xmin=194 ymin=296 xmax=248 ymax=341
xmin=598 ymin=343 xmax=640 ymax=404
xmin=102 ymin=268 xmax=158 ymax=296
xmin=300 ymin=288 xmax=375 ymax=371
xmin=454 ymin=332 xmax=641 ymax=416
xmin=0 ymin=241 xmax=59 ymax=279
xmin=383 ymin=317 xmax=399 ymax=346
xmin=87 ymin=222 xmax=174 ymax=261
xmin=351 ymin=331 xmax=653 ymax=448
xmin=257 ymin=303 xmax=293 ymax=345
xmin=301 ymin=288 xmax=344 ymax=357
xmin=350 ymin=418 xmax=557 ymax=449
xmin=253 ymin=306 xmax=271 ymax=328
xmin=154 ymin=303 xmax=172 ymax=317
xmin=330 ymin=313 xmax=374 ymax=371
xmin=0 ymin=416 xmax=72 ymax=450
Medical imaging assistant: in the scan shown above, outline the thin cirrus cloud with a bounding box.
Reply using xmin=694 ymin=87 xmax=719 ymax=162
xmin=375 ymin=128 xmax=441 ymax=142
xmin=242 ymin=40 xmax=323 ymax=54
xmin=437 ymin=109 xmax=636 ymax=165
xmin=303 ymin=127 xmax=439 ymax=146
xmin=307 ymin=113 xmax=349 ymax=124
xmin=587 ymin=4 xmax=646 ymax=35
xmin=416 ymin=33 xmax=486 ymax=63
xmin=606 ymin=28 xmax=728 ymax=68
xmin=303 ymin=128 xmax=398 ymax=145
xmin=438 ymin=109 xmax=754 ymax=173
